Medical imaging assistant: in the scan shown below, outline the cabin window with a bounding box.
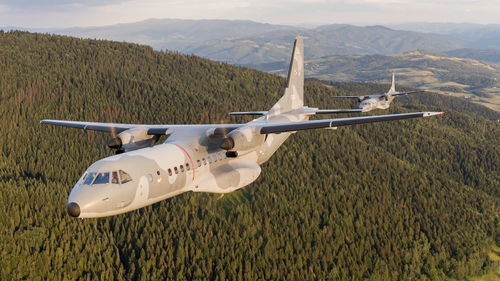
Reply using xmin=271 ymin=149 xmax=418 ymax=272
xmin=93 ymin=172 xmax=110 ymax=184
xmin=168 ymin=168 xmax=172 ymax=176
xmin=180 ymin=165 xmax=184 ymax=172
xmin=111 ymin=171 xmax=119 ymax=184
xmin=213 ymin=155 xmax=217 ymax=162
xmin=174 ymin=167 xmax=179 ymax=174
xmin=218 ymin=153 xmax=222 ymax=161
xmin=223 ymin=153 xmax=227 ymax=159
xmin=119 ymin=170 xmax=132 ymax=184
xmin=208 ymin=156 xmax=212 ymax=164
xmin=197 ymin=160 xmax=201 ymax=167
xmin=203 ymin=158 xmax=207 ymax=165
xmin=186 ymin=163 xmax=190 ymax=171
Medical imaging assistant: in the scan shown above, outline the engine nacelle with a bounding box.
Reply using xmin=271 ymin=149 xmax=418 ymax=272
xmin=220 ymin=126 xmax=265 ymax=152
xmin=107 ymin=128 xmax=159 ymax=152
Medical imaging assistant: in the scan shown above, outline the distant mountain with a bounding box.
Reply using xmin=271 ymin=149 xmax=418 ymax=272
xmin=3 ymin=19 xmax=467 ymax=64
xmin=249 ymin=50 xmax=500 ymax=111
xmin=184 ymin=25 xmax=466 ymax=64
xmin=388 ymin=23 xmax=500 ymax=50
xmin=51 ymin=18 xmax=294 ymax=51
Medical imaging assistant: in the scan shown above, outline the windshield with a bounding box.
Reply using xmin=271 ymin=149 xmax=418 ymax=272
xmin=93 ymin=172 xmax=110 ymax=184
xmin=81 ymin=170 xmax=132 ymax=185
xmin=83 ymin=172 xmax=97 ymax=185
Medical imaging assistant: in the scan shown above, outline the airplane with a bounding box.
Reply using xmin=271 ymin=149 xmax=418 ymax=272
xmin=41 ymin=37 xmax=443 ymax=218
xmin=332 ymin=73 xmax=426 ymax=112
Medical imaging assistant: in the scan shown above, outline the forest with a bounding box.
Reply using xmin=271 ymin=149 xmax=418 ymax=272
xmin=0 ymin=30 xmax=499 ymax=280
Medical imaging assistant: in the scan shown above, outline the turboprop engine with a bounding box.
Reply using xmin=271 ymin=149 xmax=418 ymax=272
xmin=107 ymin=128 xmax=159 ymax=153
xmin=219 ymin=126 xmax=265 ymax=153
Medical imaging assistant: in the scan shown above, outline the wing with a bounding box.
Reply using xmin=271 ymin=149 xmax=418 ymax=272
xmin=40 ymin=120 xmax=137 ymax=133
xmin=259 ymin=112 xmax=443 ymax=134
xmin=229 ymin=111 xmax=268 ymax=116
xmin=315 ymin=109 xmax=364 ymax=114
xmin=331 ymin=96 xmax=369 ymax=99
xmin=390 ymin=90 xmax=427 ymax=96
xmin=40 ymin=119 xmax=240 ymax=135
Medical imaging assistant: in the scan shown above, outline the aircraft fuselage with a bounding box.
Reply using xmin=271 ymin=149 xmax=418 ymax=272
xmin=68 ymin=120 xmax=294 ymax=218
xmin=359 ymin=95 xmax=395 ymax=111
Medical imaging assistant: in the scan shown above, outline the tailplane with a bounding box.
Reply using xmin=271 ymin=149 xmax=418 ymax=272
xmin=267 ymin=37 xmax=304 ymax=116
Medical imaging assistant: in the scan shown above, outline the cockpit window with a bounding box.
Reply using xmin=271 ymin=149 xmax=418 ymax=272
xmin=83 ymin=172 xmax=97 ymax=185
xmin=79 ymin=172 xmax=88 ymax=184
xmin=119 ymin=170 xmax=132 ymax=184
xmin=111 ymin=171 xmax=119 ymax=184
xmin=93 ymin=172 xmax=110 ymax=184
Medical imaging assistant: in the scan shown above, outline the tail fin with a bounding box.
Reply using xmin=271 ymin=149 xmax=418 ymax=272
xmin=267 ymin=37 xmax=304 ymax=116
xmin=388 ymin=72 xmax=396 ymax=94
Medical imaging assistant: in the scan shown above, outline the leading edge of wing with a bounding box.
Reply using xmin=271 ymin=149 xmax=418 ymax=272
xmin=259 ymin=112 xmax=444 ymax=134
xmin=40 ymin=119 xmax=135 ymax=134
xmin=40 ymin=119 xmax=241 ymax=135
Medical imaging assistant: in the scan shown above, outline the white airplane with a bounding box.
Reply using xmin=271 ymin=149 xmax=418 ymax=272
xmin=41 ymin=37 xmax=443 ymax=218
xmin=332 ymin=73 xmax=426 ymax=112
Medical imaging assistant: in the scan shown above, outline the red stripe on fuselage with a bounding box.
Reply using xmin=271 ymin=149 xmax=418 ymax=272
xmin=172 ymin=143 xmax=195 ymax=181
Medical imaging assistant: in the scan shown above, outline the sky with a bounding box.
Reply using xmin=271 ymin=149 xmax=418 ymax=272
xmin=0 ymin=0 xmax=499 ymax=28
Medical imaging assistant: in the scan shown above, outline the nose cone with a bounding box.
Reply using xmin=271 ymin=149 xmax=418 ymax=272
xmin=67 ymin=202 xmax=80 ymax=217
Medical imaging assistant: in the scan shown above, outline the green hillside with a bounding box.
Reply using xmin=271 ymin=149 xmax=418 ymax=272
xmin=0 ymin=31 xmax=499 ymax=280
xmin=446 ymin=49 xmax=500 ymax=65
xmin=251 ymin=51 xmax=500 ymax=111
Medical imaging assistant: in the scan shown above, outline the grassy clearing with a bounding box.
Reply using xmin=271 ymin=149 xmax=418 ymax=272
xmin=467 ymin=244 xmax=500 ymax=281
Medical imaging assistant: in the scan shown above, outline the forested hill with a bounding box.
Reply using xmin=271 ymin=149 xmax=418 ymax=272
xmin=0 ymin=31 xmax=499 ymax=280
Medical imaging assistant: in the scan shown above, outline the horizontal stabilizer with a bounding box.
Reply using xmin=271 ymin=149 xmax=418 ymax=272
xmin=315 ymin=109 xmax=364 ymax=114
xmin=332 ymin=96 xmax=367 ymax=99
xmin=229 ymin=111 xmax=267 ymax=116
xmin=390 ymin=90 xmax=427 ymax=96
xmin=259 ymin=112 xmax=443 ymax=134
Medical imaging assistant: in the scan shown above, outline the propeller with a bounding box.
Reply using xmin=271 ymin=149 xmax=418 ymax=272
xmin=90 ymin=108 xmax=137 ymax=154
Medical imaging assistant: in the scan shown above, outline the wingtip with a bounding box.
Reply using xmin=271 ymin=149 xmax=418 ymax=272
xmin=423 ymin=111 xmax=444 ymax=117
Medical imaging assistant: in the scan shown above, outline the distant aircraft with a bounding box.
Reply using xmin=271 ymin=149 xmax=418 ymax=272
xmin=41 ymin=37 xmax=442 ymax=218
xmin=332 ymin=73 xmax=426 ymax=112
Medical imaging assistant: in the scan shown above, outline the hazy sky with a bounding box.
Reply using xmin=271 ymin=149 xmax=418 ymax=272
xmin=0 ymin=0 xmax=499 ymax=28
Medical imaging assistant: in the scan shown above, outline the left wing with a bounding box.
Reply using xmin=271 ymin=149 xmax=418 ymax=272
xmin=259 ymin=112 xmax=443 ymax=134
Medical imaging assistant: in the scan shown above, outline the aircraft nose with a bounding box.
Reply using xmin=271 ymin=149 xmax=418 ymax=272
xmin=67 ymin=202 xmax=80 ymax=217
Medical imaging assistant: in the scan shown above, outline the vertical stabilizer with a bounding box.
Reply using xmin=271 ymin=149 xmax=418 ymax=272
xmin=267 ymin=37 xmax=304 ymax=116
xmin=389 ymin=72 xmax=396 ymax=94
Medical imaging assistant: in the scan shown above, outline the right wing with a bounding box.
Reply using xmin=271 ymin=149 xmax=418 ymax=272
xmin=40 ymin=119 xmax=240 ymax=136
xmin=259 ymin=112 xmax=443 ymax=134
